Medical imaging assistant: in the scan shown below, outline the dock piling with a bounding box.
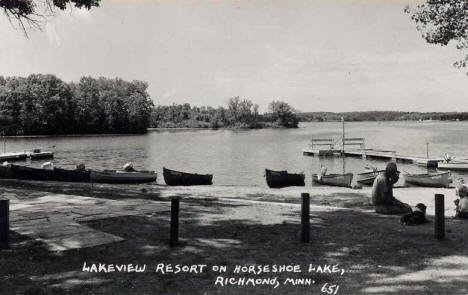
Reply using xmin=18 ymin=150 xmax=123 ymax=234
xmin=301 ymin=193 xmax=310 ymax=243
xmin=435 ymin=194 xmax=445 ymax=240
xmin=169 ymin=197 xmax=180 ymax=247
xmin=0 ymin=199 xmax=9 ymax=249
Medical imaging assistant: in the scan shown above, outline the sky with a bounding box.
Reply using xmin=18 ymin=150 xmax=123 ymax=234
xmin=0 ymin=0 xmax=467 ymax=112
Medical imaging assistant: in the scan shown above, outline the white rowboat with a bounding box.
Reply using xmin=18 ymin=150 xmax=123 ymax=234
xmin=404 ymin=171 xmax=452 ymax=188
xmin=312 ymin=173 xmax=353 ymax=187
xmin=90 ymin=170 xmax=157 ymax=184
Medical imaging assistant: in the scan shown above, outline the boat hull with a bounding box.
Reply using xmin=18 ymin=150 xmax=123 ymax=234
xmin=90 ymin=170 xmax=157 ymax=184
xmin=0 ymin=164 xmax=90 ymax=182
xmin=312 ymin=173 xmax=353 ymax=187
xmin=54 ymin=168 xmax=90 ymax=182
xmin=29 ymin=152 xmax=54 ymax=160
xmin=355 ymin=171 xmax=380 ymax=185
xmin=404 ymin=172 xmax=452 ymax=188
xmin=265 ymin=169 xmax=305 ymax=188
xmin=163 ymin=167 xmax=213 ymax=186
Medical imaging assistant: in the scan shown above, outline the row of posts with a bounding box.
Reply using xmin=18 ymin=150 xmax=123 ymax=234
xmin=0 ymin=194 xmax=446 ymax=249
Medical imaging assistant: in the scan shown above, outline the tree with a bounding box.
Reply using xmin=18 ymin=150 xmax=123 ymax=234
xmin=268 ymin=101 xmax=299 ymax=128
xmin=405 ymin=0 xmax=468 ymax=71
xmin=2 ymin=0 xmax=101 ymax=33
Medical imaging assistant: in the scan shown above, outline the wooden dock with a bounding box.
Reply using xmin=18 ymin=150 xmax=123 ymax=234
xmin=0 ymin=150 xmax=54 ymax=162
xmin=303 ymin=148 xmax=443 ymax=167
xmin=0 ymin=152 xmax=28 ymax=162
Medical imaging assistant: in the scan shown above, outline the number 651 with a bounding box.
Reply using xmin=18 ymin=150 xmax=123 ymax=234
xmin=321 ymin=283 xmax=340 ymax=294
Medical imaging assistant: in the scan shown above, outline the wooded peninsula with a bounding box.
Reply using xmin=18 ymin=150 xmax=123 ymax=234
xmin=1 ymin=74 xmax=467 ymax=136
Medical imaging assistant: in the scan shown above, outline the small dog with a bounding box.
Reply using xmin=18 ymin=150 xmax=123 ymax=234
xmin=400 ymin=203 xmax=428 ymax=225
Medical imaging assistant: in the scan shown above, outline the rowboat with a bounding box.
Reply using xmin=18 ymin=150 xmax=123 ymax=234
xmin=437 ymin=161 xmax=468 ymax=171
xmin=0 ymin=163 xmax=89 ymax=182
xmin=312 ymin=173 xmax=353 ymax=187
xmin=265 ymin=169 xmax=305 ymax=188
xmin=28 ymin=149 xmax=54 ymax=160
xmin=90 ymin=170 xmax=157 ymax=184
xmin=54 ymin=167 xmax=90 ymax=182
xmin=355 ymin=170 xmax=380 ymax=186
xmin=404 ymin=171 xmax=452 ymax=188
xmin=163 ymin=167 xmax=213 ymax=186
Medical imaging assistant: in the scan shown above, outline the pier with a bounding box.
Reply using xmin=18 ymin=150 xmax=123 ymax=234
xmin=303 ymin=147 xmax=443 ymax=168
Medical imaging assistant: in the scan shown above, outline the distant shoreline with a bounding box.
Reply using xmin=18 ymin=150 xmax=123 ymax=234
xmin=0 ymin=120 xmax=465 ymax=138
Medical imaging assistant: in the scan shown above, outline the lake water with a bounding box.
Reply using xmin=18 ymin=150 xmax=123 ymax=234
xmin=3 ymin=121 xmax=468 ymax=186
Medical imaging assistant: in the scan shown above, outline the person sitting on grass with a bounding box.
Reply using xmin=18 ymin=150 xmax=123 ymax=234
xmin=455 ymin=179 xmax=468 ymax=219
xmin=371 ymin=162 xmax=412 ymax=215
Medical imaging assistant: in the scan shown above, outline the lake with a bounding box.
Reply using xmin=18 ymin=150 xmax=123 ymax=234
xmin=2 ymin=121 xmax=468 ymax=186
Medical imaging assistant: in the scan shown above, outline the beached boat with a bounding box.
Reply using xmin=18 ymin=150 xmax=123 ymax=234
xmin=90 ymin=170 xmax=157 ymax=184
xmin=265 ymin=169 xmax=305 ymax=188
xmin=355 ymin=170 xmax=380 ymax=186
xmin=312 ymin=173 xmax=353 ymax=187
xmin=437 ymin=161 xmax=468 ymax=171
xmin=163 ymin=167 xmax=213 ymax=186
xmin=28 ymin=149 xmax=54 ymax=160
xmin=54 ymin=167 xmax=90 ymax=182
xmin=404 ymin=171 xmax=452 ymax=188
xmin=0 ymin=164 xmax=90 ymax=182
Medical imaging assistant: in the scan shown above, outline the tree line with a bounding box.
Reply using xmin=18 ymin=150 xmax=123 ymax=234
xmin=150 ymin=97 xmax=299 ymax=129
xmin=0 ymin=74 xmax=299 ymax=135
xmin=298 ymin=111 xmax=468 ymax=122
xmin=0 ymin=74 xmax=154 ymax=135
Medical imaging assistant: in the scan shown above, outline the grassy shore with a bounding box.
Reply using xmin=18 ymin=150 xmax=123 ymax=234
xmin=0 ymin=181 xmax=467 ymax=295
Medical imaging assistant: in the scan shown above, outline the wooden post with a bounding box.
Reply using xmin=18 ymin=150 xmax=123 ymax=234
xmin=426 ymin=142 xmax=429 ymax=158
xmin=0 ymin=199 xmax=9 ymax=249
xmin=341 ymin=117 xmax=345 ymax=155
xmin=169 ymin=197 xmax=180 ymax=247
xmin=435 ymin=194 xmax=445 ymax=240
xmin=2 ymin=131 xmax=5 ymax=153
xmin=301 ymin=193 xmax=310 ymax=243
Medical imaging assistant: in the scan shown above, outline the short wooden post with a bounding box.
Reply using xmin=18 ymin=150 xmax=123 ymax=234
xmin=301 ymin=193 xmax=310 ymax=243
xmin=169 ymin=197 xmax=180 ymax=247
xmin=0 ymin=199 xmax=9 ymax=249
xmin=435 ymin=194 xmax=445 ymax=240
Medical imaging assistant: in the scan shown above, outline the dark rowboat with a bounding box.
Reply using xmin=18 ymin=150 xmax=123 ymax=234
xmin=29 ymin=149 xmax=54 ymax=160
xmin=265 ymin=169 xmax=305 ymax=188
xmin=163 ymin=167 xmax=213 ymax=186
xmin=54 ymin=167 xmax=90 ymax=182
xmin=0 ymin=164 xmax=90 ymax=182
